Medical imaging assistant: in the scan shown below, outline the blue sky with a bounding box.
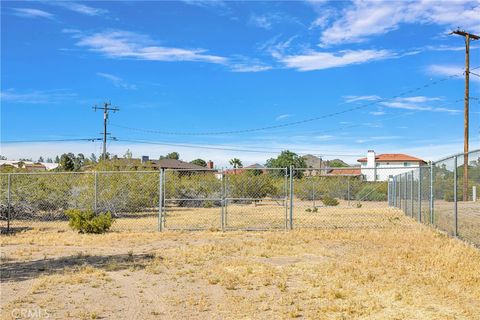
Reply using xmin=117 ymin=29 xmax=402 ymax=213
xmin=1 ymin=0 xmax=480 ymax=166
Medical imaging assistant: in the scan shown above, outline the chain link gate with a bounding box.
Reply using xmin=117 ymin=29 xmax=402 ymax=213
xmin=161 ymin=168 xmax=289 ymax=231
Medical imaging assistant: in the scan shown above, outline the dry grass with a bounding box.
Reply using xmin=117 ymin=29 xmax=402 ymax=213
xmin=1 ymin=212 xmax=480 ymax=319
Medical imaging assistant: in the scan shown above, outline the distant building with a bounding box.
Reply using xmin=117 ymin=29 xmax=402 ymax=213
xmin=108 ymin=156 xmax=213 ymax=171
xmin=0 ymin=160 xmax=59 ymax=171
xmin=223 ymin=163 xmax=267 ymax=175
xmin=357 ymin=150 xmax=426 ymax=181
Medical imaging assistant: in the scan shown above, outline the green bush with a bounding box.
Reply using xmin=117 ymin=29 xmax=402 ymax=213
xmin=322 ymin=196 xmax=339 ymax=206
xmin=356 ymin=185 xmax=387 ymax=201
xmin=65 ymin=209 xmax=113 ymax=234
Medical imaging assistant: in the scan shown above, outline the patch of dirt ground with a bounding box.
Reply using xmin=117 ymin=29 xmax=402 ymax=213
xmin=1 ymin=223 xmax=480 ymax=319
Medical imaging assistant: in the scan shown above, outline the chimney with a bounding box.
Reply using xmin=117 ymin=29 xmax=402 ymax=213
xmin=206 ymin=160 xmax=214 ymax=169
xmin=367 ymin=150 xmax=376 ymax=168
xmin=141 ymin=155 xmax=149 ymax=163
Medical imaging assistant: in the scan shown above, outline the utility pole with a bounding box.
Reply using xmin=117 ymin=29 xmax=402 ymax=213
xmin=93 ymin=102 xmax=120 ymax=161
xmin=451 ymin=29 xmax=479 ymax=201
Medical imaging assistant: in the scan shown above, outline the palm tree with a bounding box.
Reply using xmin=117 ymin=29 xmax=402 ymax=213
xmin=229 ymin=158 xmax=243 ymax=174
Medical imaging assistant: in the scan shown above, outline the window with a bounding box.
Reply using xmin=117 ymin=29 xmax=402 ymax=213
xmin=404 ymin=162 xmax=409 ymax=166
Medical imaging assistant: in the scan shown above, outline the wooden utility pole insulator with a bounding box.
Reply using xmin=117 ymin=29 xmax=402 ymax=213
xmin=451 ymin=29 xmax=479 ymax=202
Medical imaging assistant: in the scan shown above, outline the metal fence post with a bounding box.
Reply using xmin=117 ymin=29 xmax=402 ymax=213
xmin=94 ymin=171 xmax=98 ymax=213
xmin=393 ymin=176 xmax=397 ymax=207
xmin=404 ymin=172 xmax=408 ymax=214
xmin=221 ymin=171 xmax=225 ymax=231
xmin=410 ymin=171 xmax=414 ymax=218
xmin=430 ymin=161 xmax=434 ymax=225
xmin=289 ymin=165 xmax=294 ymax=230
xmin=454 ymin=156 xmax=458 ymax=237
xmin=418 ymin=166 xmax=422 ymax=222
xmin=158 ymin=169 xmax=164 ymax=232
xmin=7 ymin=174 xmax=11 ymax=233
xmin=284 ymin=168 xmax=288 ymax=231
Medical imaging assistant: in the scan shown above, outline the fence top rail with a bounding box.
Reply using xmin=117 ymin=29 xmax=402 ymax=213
xmin=0 ymin=170 xmax=162 ymax=176
xmin=294 ymin=166 xmax=430 ymax=170
xmin=434 ymin=148 xmax=480 ymax=164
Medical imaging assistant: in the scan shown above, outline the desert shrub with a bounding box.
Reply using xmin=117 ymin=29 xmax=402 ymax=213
xmin=322 ymin=196 xmax=339 ymax=206
xmin=66 ymin=209 xmax=113 ymax=234
xmin=356 ymin=185 xmax=387 ymax=201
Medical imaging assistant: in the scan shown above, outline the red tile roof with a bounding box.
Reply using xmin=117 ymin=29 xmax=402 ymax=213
xmin=357 ymin=154 xmax=426 ymax=163
xmin=326 ymin=168 xmax=361 ymax=176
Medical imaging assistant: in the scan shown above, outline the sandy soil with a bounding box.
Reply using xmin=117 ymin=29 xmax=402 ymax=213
xmin=1 ymin=218 xmax=480 ymax=319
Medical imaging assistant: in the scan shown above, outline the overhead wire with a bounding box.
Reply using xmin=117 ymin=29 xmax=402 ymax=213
xmin=110 ymin=66 xmax=480 ymax=136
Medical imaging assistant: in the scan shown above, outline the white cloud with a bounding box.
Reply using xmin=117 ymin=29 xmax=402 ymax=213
xmin=0 ymin=89 xmax=76 ymax=104
xmin=319 ymin=1 xmax=480 ymax=45
xmin=427 ymin=64 xmax=480 ymax=83
xmin=380 ymin=96 xmax=461 ymax=113
xmin=75 ymin=30 xmax=227 ymax=64
xmin=279 ymin=49 xmax=392 ymax=71
xmin=344 ymin=95 xmax=381 ymax=103
xmin=49 ymin=2 xmax=107 ymax=16
xmin=250 ymin=14 xmax=273 ymax=30
xmin=96 ymin=73 xmax=137 ymax=90
xmin=370 ymin=110 xmax=386 ymax=116
xmin=12 ymin=8 xmax=54 ymax=19
xmin=275 ymin=114 xmax=292 ymax=121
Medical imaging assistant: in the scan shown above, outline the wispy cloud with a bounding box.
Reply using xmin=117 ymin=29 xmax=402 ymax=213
xmin=370 ymin=110 xmax=386 ymax=116
xmin=75 ymin=30 xmax=227 ymax=64
xmin=12 ymin=8 xmax=54 ymax=19
xmin=279 ymin=49 xmax=392 ymax=71
xmin=380 ymin=96 xmax=461 ymax=113
xmin=344 ymin=95 xmax=381 ymax=103
xmin=250 ymin=14 xmax=274 ymax=30
xmin=355 ymin=135 xmax=404 ymax=144
xmin=49 ymin=2 xmax=107 ymax=16
xmin=1 ymin=89 xmax=76 ymax=104
xmin=427 ymin=64 xmax=480 ymax=83
xmin=180 ymin=0 xmax=225 ymax=7
xmin=275 ymin=114 xmax=292 ymax=121
xmin=96 ymin=73 xmax=137 ymax=90
xmin=318 ymin=1 xmax=480 ymax=46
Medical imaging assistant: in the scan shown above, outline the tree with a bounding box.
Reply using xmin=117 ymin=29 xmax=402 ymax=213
xmin=38 ymin=156 xmax=44 ymax=163
xmin=59 ymin=153 xmax=75 ymax=171
xmin=46 ymin=158 xmax=53 ymax=163
xmin=0 ymin=155 xmax=7 ymax=160
xmin=190 ymin=159 xmax=207 ymax=167
xmin=327 ymin=159 xmax=350 ymax=168
xmin=229 ymin=158 xmax=243 ymax=168
xmin=55 ymin=156 xmax=60 ymax=163
xmin=89 ymin=153 xmax=97 ymax=163
xmin=124 ymin=149 xmax=133 ymax=159
xmin=266 ymin=150 xmax=306 ymax=178
xmin=165 ymin=152 xmax=180 ymax=160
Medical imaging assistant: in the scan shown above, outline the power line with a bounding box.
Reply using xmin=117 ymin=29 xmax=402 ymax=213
xmin=113 ymin=138 xmax=364 ymax=157
xmin=110 ymin=66 xmax=479 ymax=136
xmin=1 ymin=138 xmax=101 ymax=143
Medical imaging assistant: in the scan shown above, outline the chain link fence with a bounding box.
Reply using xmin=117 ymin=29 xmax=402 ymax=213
xmin=390 ymin=149 xmax=480 ymax=246
xmin=1 ymin=150 xmax=479 ymax=247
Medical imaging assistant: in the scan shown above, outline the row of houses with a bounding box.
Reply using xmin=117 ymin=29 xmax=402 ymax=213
xmin=0 ymin=151 xmax=426 ymax=181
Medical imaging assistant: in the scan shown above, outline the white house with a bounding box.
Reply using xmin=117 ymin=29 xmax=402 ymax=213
xmin=357 ymin=150 xmax=427 ymax=182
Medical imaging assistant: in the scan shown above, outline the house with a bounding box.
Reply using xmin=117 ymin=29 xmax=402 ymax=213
xmin=357 ymin=150 xmax=427 ymax=181
xmin=0 ymin=160 xmax=59 ymax=171
xmin=223 ymin=163 xmax=267 ymax=175
xmin=109 ymin=156 xmax=214 ymax=171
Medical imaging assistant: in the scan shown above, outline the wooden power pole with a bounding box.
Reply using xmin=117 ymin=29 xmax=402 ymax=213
xmin=451 ymin=29 xmax=479 ymax=201
xmin=93 ymin=102 xmax=120 ymax=161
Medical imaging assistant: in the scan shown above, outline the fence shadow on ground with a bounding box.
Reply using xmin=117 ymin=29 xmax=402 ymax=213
xmin=0 ymin=252 xmax=157 ymax=283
